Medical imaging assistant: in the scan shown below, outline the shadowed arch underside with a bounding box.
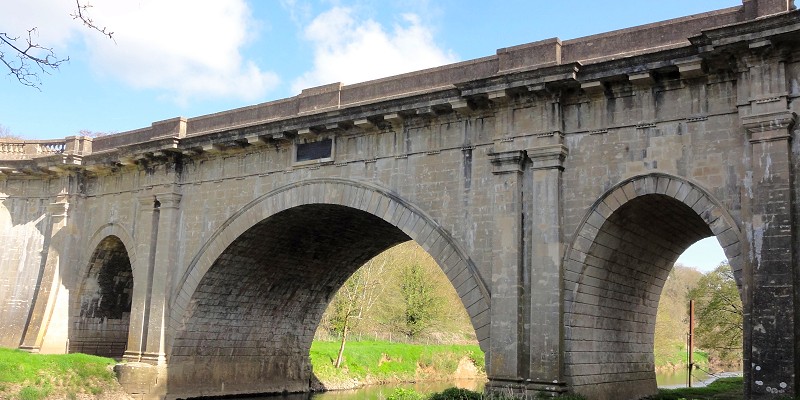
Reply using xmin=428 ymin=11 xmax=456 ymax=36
xmin=564 ymin=174 xmax=743 ymax=400
xmin=166 ymin=180 xmax=491 ymax=398
xmin=70 ymin=235 xmax=133 ymax=358
xmin=169 ymin=204 xmax=409 ymax=396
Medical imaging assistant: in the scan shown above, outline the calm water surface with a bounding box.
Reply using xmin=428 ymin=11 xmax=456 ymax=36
xmin=234 ymin=371 xmax=723 ymax=400
xmin=238 ymin=380 xmax=484 ymax=400
xmin=656 ymin=369 xmax=710 ymax=388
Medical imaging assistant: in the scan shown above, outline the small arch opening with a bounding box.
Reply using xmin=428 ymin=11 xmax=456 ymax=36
xmin=70 ymin=235 xmax=133 ymax=358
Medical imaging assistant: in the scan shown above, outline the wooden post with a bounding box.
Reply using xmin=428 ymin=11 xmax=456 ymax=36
xmin=688 ymin=299 xmax=695 ymax=388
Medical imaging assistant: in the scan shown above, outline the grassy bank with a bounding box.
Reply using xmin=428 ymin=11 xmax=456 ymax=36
xmin=386 ymin=387 xmax=588 ymax=400
xmin=655 ymin=343 xmax=709 ymax=372
xmin=644 ymin=376 xmax=744 ymax=399
xmin=0 ymin=347 xmax=123 ymax=400
xmin=310 ymin=340 xmax=485 ymax=389
xmin=390 ymin=378 xmax=745 ymax=400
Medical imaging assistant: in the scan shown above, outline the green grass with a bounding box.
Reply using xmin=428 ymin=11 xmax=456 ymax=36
xmin=643 ymin=377 xmax=744 ymax=400
xmin=0 ymin=347 xmax=117 ymax=400
xmin=386 ymin=387 xmax=588 ymax=400
xmin=310 ymin=340 xmax=484 ymax=386
xmin=655 ymin=342 xmax=709 ymax=370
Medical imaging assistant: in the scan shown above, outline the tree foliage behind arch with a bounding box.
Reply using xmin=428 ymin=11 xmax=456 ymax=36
xmin=689 ymin=263 xmax=743 ymax=367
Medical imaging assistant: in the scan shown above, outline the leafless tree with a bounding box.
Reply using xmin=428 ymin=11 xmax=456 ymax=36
xmin=1 ymin=0 xmax=113 ymax=89
xmin=0 ymin=124 xmax=21 ymax=139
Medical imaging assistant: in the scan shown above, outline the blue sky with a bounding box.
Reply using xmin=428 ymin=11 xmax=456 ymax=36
xmin=1 ymin=0 xmax=737 ymax=271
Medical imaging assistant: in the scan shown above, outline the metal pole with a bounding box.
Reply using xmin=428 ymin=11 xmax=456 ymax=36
xmin=688 ymin=299 xmax=695 ymax=388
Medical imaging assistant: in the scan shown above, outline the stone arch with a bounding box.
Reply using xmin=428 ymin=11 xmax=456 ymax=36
xmin=562 ymin=172 xmax=743 ymax=400
xmin=165 ymin=178 xmax=490 ymax=397
xmin=69 ymin=232 xmax=135 ymax=358
xmin=75 ymin=223 xmax=139 ymax=285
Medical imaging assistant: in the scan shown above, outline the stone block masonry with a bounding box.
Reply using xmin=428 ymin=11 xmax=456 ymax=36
xmin=0 ymin=1 xmax=798 ymax=399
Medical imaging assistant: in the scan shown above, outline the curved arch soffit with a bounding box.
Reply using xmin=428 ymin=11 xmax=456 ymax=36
xmin=563 ymin=172 xmax=745 ymax=310
xmin=74 ymin=223 xmax=138 ymax=290
xmin=171 ymin=178 xmax=491 ymax=347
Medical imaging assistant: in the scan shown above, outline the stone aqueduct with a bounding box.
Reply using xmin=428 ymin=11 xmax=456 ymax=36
xmin=1 ymin=1 xmax=799 ymax=398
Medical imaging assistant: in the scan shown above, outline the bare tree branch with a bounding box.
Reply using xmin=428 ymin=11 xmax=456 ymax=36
xmin=0 ymin=29 xmax=68 ymax=89
xmin=70 ymin=0 xmax=115 ymax=42
xmin=1 ymin=0 xmax=113 ymax=89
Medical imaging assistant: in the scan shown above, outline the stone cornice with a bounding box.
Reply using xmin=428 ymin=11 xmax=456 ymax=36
xmin=528 ymin=145 xmax=569 ymax=171
xmin=155 ymin=192 xmax=182 ymax=210
xmin=488 ymin=150 xmax=526 ymax=175
xmin=741 ymin=110 xmax=797 ymax=143
xmin=2 ymin=6 xmax=798 ymax=176
xmin=46 ymin=201 xmax=69 ymax=219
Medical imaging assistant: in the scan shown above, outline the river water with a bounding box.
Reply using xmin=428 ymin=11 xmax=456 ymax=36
xmin=233 ymin=371 xmax=717 ymax=400
xmin=236 ymin=380 xmax=483 ymax=400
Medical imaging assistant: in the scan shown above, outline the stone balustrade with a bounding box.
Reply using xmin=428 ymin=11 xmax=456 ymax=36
xmin=0 ymin=139 xmax=66 ymax=160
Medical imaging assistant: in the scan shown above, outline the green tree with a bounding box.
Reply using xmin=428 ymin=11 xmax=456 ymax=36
xmin=689 ymin=263 xmax=743 ymax=366
xmin=395 ymin=263 xmax=444 ymax=339
xmin=316 ymin=241 xmax=475 ymax=346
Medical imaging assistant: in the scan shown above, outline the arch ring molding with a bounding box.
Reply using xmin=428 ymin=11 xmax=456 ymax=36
xmin=168 ymin=178 xmax=492 ymax=353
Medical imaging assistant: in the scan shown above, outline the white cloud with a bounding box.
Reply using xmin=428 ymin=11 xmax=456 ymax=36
xmin=80 ymin=0 xmax=280 ymax=104
xmin=2 ymin=0 xmax=279 ymax=104
xmin=0 ymin=0 xmax=77 ymax=58
xmin=290 ymin=6 xmax=458 ymax=94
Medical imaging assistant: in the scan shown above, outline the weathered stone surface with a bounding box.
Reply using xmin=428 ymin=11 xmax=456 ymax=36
xmin=0 ymin=1 xmax=798 ymax=399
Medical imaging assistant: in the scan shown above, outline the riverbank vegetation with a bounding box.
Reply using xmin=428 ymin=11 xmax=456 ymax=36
xmin=387 ymin=377 xmax=745 ymax=400
xmin=643 ymin=376 xmax=744 ymax=399
xmin=318 ymin=242 xmax=743 ymax=376
xmin=310 ymin=340 xmax=484 ymax=390
xmin=0 ymin=347 xmax=126 ymax=399
xmin=654 ymin=263 xmax=742 ymax=372
xmin=386 ymin=387 xmax=588 ymax=400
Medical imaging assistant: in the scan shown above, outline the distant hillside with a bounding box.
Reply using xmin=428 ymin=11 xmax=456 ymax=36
xmin=654 ymin=265 xmax=703 ymax=370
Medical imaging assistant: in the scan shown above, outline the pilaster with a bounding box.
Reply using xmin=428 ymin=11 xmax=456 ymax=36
xmin=124 ymin=194 xmax=158 ymax=362
xmin=741 ymin=110 xmax=796 ymax=398
xmin=18 ymin=197 xmax=70 ymax=353
xmin=525 ymin=143 xmax=568 ymax=394
xmin=486 ymin=149 xmax=525 ymax=383
xmin=142 ymin=191 xmax=182 ymax=365
xmin=738 ymin=46 xmax=797 ymax=398
xmin=118 ymin=190 xmax=178 ymax=400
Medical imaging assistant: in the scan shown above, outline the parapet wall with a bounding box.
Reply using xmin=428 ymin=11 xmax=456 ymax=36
xmin=0 ymin=0 xmax=794 ymax=161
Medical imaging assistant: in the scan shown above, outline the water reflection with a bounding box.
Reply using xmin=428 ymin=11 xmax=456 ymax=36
xmin=238 ymin=380 xmax=485 ymax=400
xmin=208 ymin=372 xmax=732 ymax=400
xmin=655 ymin=370 xmax=710 ymax=388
